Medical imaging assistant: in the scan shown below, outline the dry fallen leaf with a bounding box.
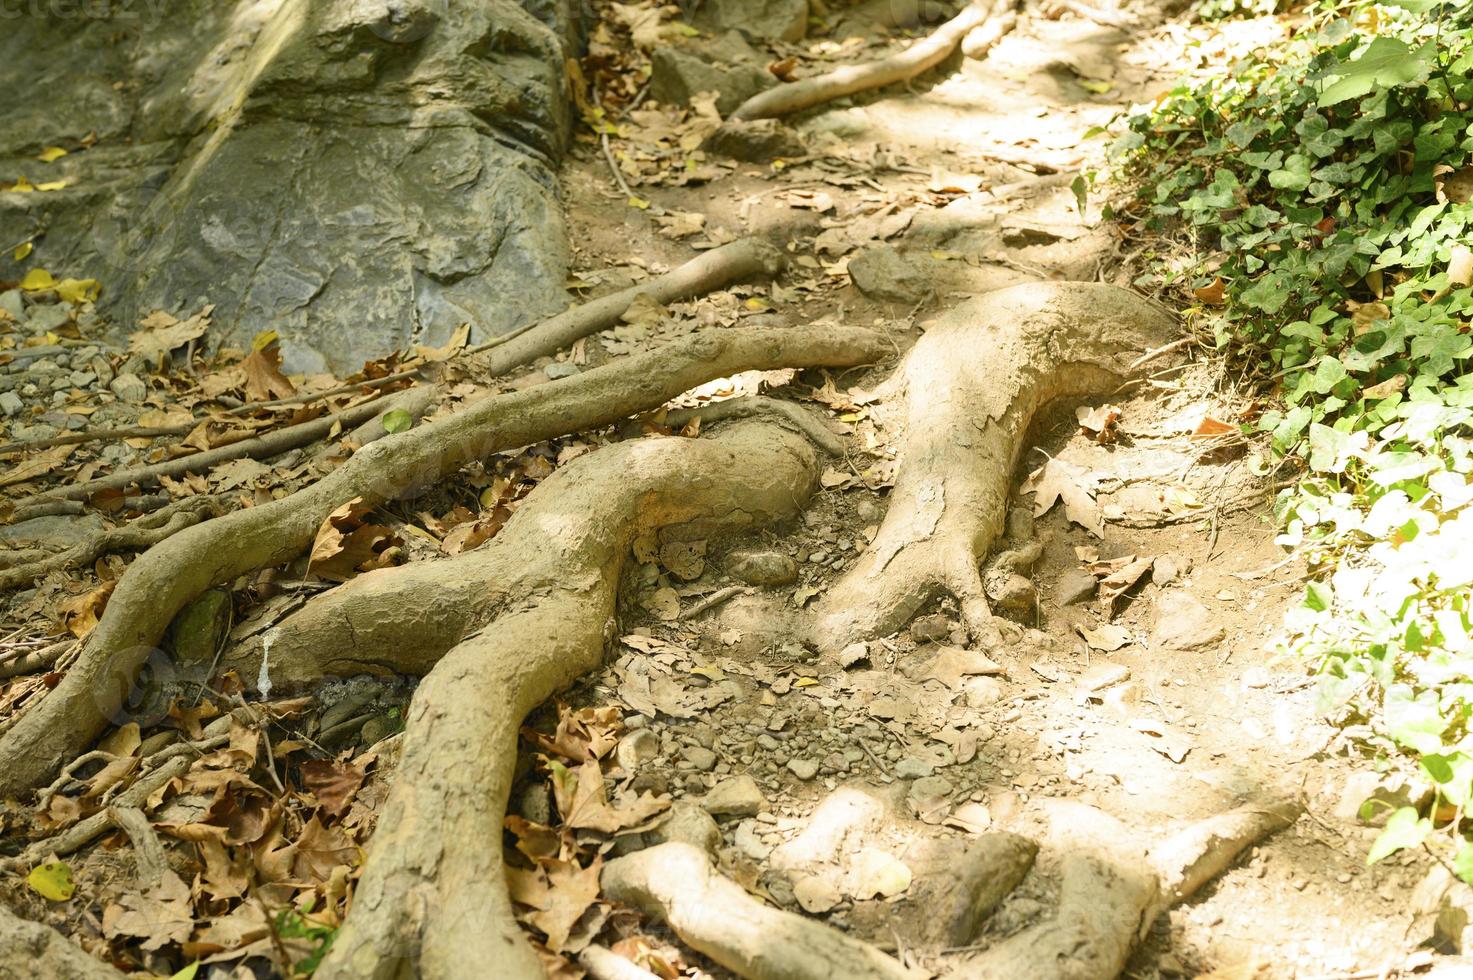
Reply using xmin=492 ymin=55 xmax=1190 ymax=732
xmin=241 ymin=339 xmax=296 ymax=402
xmin=129 ymin=306 xmax=213 ymax=364
xmin=1078 ymin=622 xmax=1132 ymax=652
xmin=309 ymin=497 xmax=402 ymax=582
xmin=923 ymin=646 xmax=1005 ymax=689
xmin=1076 ymin=403 xmax=1122 ymax=443
xmin=0 ymin=443 xmax=73 ymax=488
xmin=59 ymin=579 xmax=117 ymax=638
xmin=299 ymin=758 xmax=366 ymax=817
xmin=103 ymin=871 xmax=193 ymax=950
xmin=1024 ymin=457 xmax=1103 ymax=536
xmin=506 ymin=857 xmax=603 ymax=952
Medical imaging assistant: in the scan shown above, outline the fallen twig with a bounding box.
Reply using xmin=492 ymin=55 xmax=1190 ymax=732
xmin=682 ymin=585 xmax=751 ymax=620
xmin=729 ymin=0 xmax=1011 ymax=121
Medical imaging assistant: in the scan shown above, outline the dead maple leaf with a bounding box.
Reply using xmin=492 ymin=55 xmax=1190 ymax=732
xmin=923 ymin=646 xmax=1004 ymax=689
xmin=550 ymin=759 xmax=669 ymax=833
xmin=1096 ymin=556 xmax=1154 ymax=618
xmin=506 ymin=857 xmax=603 ymax=952
xmin=0 ymin=443 xmax=73 ymax=488
xmin=128 ymin=306 xmax=213 ymax=365
xmin=241 ymin=339 xmax=296 ymax=402
xmin=309 ymin=497 xmax=401 ymax=582
xmin=299 ymin=758 xmax=366 ymax=817
xmin=1023 ymin=457 xmax=1103 ymax=536
xmin=1076 ymin=403 xmax=1121 ymax=443
xmin=102 ymin=870 xmax=193 ymax=951
xmin=523 ymin=704 xmax=623 ymax=763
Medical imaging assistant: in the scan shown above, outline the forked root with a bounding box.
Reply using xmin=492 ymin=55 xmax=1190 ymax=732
xmin=601 ymin=842 xmax=924 ymax=980
xmin=951 ymin=799 xmax=1300 ymax=980
xmin=313 ymin=422 xmax=824 ymax=978
xmin=811 ymin=281 xmax=1175 ymax=652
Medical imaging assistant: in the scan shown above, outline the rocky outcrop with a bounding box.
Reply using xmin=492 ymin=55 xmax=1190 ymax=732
xmin=0 ymin=0 xmax=580 ymax=372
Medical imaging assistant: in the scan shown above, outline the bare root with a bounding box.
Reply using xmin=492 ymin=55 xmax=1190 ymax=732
xmin=315 ymin=422 xmax=825 ymax=978
xmin=727 ymin=0 xmax=1015 ymax=122
xmin=601 ymin=842 xmax=924 ymax=980
xmin=811 ymin=281 xmax=1176 ymax=652
xmin=0 ymin=323 xmax=882 ymax=799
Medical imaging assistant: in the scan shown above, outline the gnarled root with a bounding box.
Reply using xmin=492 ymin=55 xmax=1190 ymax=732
xmin=311 ymin=422 xmax=824 ymax=978
xmin=810 ymin=281 xmax=1175 ymax=652
xmin=0 ymin=324 xmax=882 ymax=799
xmin=601 ymin=842 xmax=924 ymax=980
xmin=952 ymin=799 xmax=1300 ymax=980
xmin=0 ymin=905 xmax=126 ymax=980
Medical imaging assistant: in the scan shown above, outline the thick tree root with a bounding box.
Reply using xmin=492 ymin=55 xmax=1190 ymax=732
xmin=314 ymin=423 xmax=825 ymax=978
xmin=951 ymin=799 xmax=1300 ymax=980
xmin=727 ymin=0 xmax=1015 ymax=122
xmin=0 ymin=905 xmax=125 ymax=980
xmin=601 ymin=842 xmax=924 ymax=980
xmin=811 ymin=281 xmax=1175 ymax=652
xmin=0 ymin=324 xmax=882 ymax=799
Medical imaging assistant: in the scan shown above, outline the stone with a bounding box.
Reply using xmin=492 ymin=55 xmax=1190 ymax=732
xmin=617 ymin=728 xmax=661 ymax=771
xmin=0 ymin=513 xmax=106 ymax=549
xmin=109 ymin=373 xmax=148 ymax=404
xmin=772 ymin=787 xmax=885 ymax=870
xmin=514 ymin=781 xmax=554 ymax=825
xmin=1152 ymin=592 xmax=1226 ymax=650
xmin=909 ymin=775 xmax=953 ymax=822
xmin=793 ymin=874 xmax=842 ymax=913
xmin=734 ymin=819 xmax=773 ymax=860
xmin=358 ymin=714 xmax=395 ymax=747
xmin=648 ymin=37 xmax=776 ymax=116
xmin=1056 ymin=568 xmax=1098 ymax=606
xmin=909 ymin=613 xmax=951 ymax=643
xmin=704 ymin=118 xmax=807 ymax=163
xmin=0 ymin=0 xmax=581 ymax=373
xmin=0 ymin=391 xmax=21 ymax=417
xmin=25 ymin=304 xmax=72 ymax=334
xmin=691 ymin=0 xmax=808 ymax=42
xmin=543 ymin=362 xmax=579 ymax=379
xmin=837 ymin=642 xmax=869 ymax=669
xmin=1079 ymin=662 xmax=1130 ymax=692
xmin=787 ymin=758 xmax=820 ymax=781
xmin=962 ymin=676 xmax=1006 ymax=707
xmin=728 ymin=549 xmax=800 ymax=586
xmin=851 ymin=848 xmax=912 ymax=899
xmin=988 ymin=573 xmax=1036 ymax=620
xmin=1154 ymin=554 xmax=1184 ymax=586
xmin=849 ymin=245 xmax=931 ymax=304
xmin=647 ymin=801 xmax=722 ymax=858
xmin=701 ymin=774 xmax=767 ymax=817
xmin=683 ymin=746 xmax=718 ymax=771
xmin=894 ymin=756 xmax=934 ymax=780
xmin=0 ymin=290 xmax=22 ymax=321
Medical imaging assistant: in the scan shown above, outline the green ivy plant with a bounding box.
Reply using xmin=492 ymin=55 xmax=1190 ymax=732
xmin=1115 ymin=0 xmax=1473 ymax=876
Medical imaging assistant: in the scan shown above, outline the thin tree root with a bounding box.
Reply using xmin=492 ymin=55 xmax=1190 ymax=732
xmin=951 ymin=799 xmax=1299 ymax=980
xmin=0 ymin=322 xmax=881 ymax=801
xmin=579 ymin=944 xmax=664 ymax=980
xmin=663 ymin=395 xmax=848 ymax=455
xmin=602 ymin=842 xmax=923 ymax=980
xmin=314 ymin=422 xmax=826 ymax=979
xmin=0 ymin=495 xmax=228 ymax=591
xmin=727 ymin=0 xmax=1014 ymax=122
xmin=810 ymin=281 xmax=1176 ymax=652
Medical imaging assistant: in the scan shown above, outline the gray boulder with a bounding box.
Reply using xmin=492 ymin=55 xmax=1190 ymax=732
xmin=690 ymin=0 xmax=809 ymax=42
xmin=0 ymin=0 xmax=580 ymax=373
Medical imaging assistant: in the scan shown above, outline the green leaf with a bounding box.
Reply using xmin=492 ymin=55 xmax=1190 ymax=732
xmin=1070 ymin=174 xmax=1088 ymax=216
xmin=1269 ymin=154 xmax=1313 ymax=192
xmin=1318 ymin=38 xmax=1434 ymax=108
xmin=1422 ymin=752 xmax=1473 ymax=807
xmin=381 ymin=409 xmax=413 ymax=434
xmin=1383 ymin=684 xmax=1448 ymax=754
xmin=1304 ymin=580 xmax=1333 ymax=612
xmin=26 ymin=861 xmax=75 ymax=901
xmin=1367 ymin=806 xmax=1430 ymax=864
xmin=1454 ymin=839 xmax=1473 ymax=886
xmin=170 ymin=963 xmax=201 ymax=980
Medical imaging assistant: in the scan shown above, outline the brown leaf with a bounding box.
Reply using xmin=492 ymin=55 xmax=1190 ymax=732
xmin=241 ymin=341 xmax=296 ymax=402
xmin=1190 ymin=417 xmax=1237 ymax=439
xmin=299 ymin=758 xmax=366 ymax=817
xmin=309 ymin=497 xmax=401 ymax=582
xmin=1075 ymin=403 xmax=1121 ymax=443
xmin=552 ymin=759 xmax=669 ymax=834
xmin=0 ymin=444 xmax=73 ymax=488
xmin=507 ymin=857 xmax=603 ymax=952
xmin=923 ymin=646 xmax=1005 ymax=689
xmin=1023 ymin=457 xmax=1102 ymax=536
xmin=102 ymin=870 xmax=193 ymax=950
xmin=1097 ymin=556 xmax=1154 ymax=617
xmin=291 ymin=814 xmax=358 ymax=884
xmin=128 ymin=306 xmax=213 ymax=365
xmin=768 ymin=56 xmax=799 ymax=81
xmin=1193 ymin=277 xmax=1225 ymax=305
xmin=523 ymin=704 xmax=623 ymax=763
xmin=59 ymin=579 xmax=117 ymax=638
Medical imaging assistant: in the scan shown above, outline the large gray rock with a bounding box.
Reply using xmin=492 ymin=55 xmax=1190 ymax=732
xmin=0 ymin=0 xmax=579 ymax=373
xmin=690 ymin=0 xmax=809 ymax=42
xmin=648 ymin=32 xmax=776 ymax=116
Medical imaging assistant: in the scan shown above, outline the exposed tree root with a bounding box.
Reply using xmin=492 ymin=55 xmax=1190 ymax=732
xmin=951 ymin=799 xmax=1300 ymax=980
xmin=0 ymin=904 xmax=126 ymax=980
xmin=601 ymin=842 xmax=924 ymax=980
xmin=727 ymin=0 xmax=1016 ymax=122
xmin=0 ymin=324 xmax=882 ymax=799
xmin=0 ymin=495 xmax=227 ymax=591
xmin=313 ymin=423 xmax=826 ymax=978
xmin=662 ymin=396 xmax=848 ymax=456
xmin=810 ymin=281 xmax=1175 ymax=652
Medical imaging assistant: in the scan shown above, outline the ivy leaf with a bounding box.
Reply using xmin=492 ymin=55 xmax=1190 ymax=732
xmin=1318 ymin=38 xmax=1434 ymax=107
xmin=1366 ymin=806 xmax=1430 ymax=864
xmin=27 ymin=861 xmax=75 ymax=901
xmin=1383 ymin=684 xmax=1448 ymax=754
xmin=1455 ymin=839 xmax=1473 ymax=886
xmin=381 ymin=409 xmax=413 ymax=434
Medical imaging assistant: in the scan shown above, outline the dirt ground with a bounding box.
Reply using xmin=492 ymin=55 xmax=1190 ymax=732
xmin=1 ymin=2 xmax=1464 ymax=979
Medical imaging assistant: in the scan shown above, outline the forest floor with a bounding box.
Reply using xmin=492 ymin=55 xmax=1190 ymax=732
xmin=0 ymin=2 xmax=1461 ymax=979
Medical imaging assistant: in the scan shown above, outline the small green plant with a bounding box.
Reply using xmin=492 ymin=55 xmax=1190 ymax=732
xmin=275 ymin=900 xmax=338 ymax=976
xmin=1117 ymin=0 xmax=1473 ymax=876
